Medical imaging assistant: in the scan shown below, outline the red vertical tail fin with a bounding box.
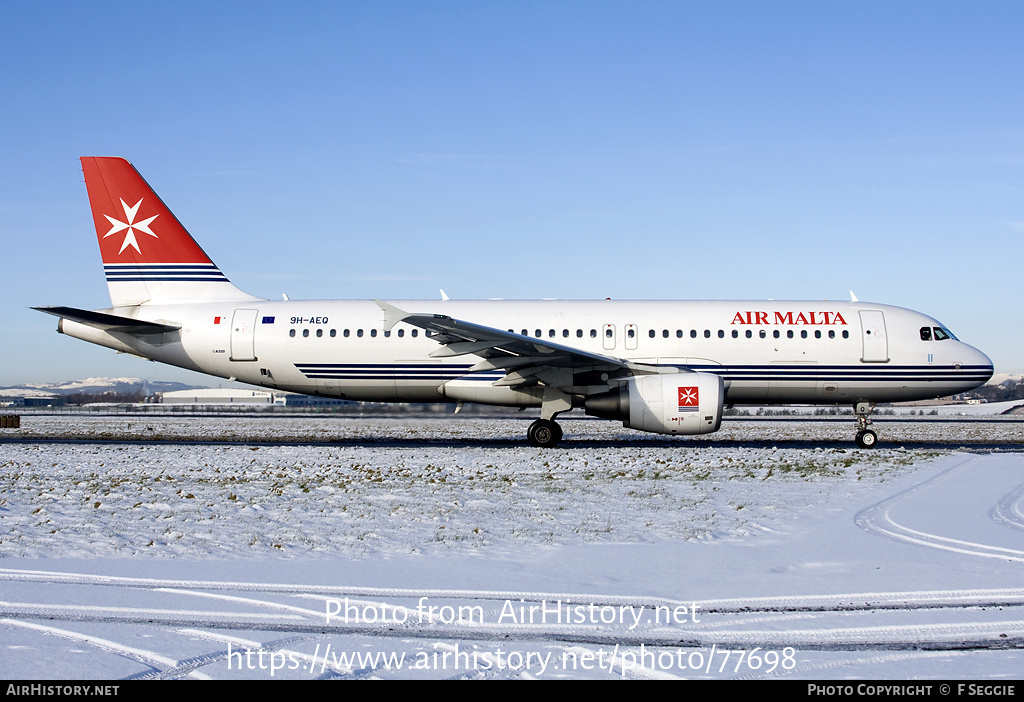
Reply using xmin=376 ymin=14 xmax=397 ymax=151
xmin=81 ymin=157 xmax=259 ymax=307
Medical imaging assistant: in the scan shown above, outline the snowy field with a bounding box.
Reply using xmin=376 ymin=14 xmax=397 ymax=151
xmin=1 ymin=415 xmax=1023 ymax=679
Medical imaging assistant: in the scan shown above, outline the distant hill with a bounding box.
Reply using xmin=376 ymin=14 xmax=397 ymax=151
xmin=965 ymin=374 xmax=1024 ymax=402
xmin=988 ymin=373 xmax=1024 ymax=387
xmin=0 ymin=377 xmax=203 ymax=398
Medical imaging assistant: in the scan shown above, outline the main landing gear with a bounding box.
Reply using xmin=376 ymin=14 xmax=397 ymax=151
xmin=527 ymin=419 xmax=563 ymax=448
xmin=854 ymin=402 xmax=878 ymax=449
xmin=527 ymin=388 xmax=572 ymax=448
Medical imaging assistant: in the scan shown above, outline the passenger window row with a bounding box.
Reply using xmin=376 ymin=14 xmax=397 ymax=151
xmin=509 ymin=328 xmax=852 ymax=340
xmin=517 ymin=329 xmax=599 ymax=339
xmin=647 ymin=328 xmax=850 ymax=340
xmin=286 ymin=326 xmax=851 ymax=341
xmin=288 ymin=328 xmax=424 ymax=339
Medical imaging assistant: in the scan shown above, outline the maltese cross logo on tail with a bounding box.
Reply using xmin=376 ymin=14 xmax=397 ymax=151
xmin=678 ymin=386 xmax=699 ymax=412
xmin=103 ymin=198 xmax=159 ymax=254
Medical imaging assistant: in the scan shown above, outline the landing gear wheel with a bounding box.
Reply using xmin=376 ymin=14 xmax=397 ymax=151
xmin=528 ymin=419 xmax=563 ymax=448
xmin=855 ymin=429 xmax=878 ymax=449
xmin=853 ymin=402 xmax=878 ymax=449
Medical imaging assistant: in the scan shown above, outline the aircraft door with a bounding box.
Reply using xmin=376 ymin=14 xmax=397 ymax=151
xmin=230 ymin=308 xmax=258 ymax=361
xmin=859 ymin=310 xmax=889 ymax=363
xmin=602 ymin=324 xmax=616 ymax=350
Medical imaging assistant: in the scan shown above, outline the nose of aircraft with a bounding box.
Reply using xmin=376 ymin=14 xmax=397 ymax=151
xmin=961 ymin=342 xmax=994 ymax=388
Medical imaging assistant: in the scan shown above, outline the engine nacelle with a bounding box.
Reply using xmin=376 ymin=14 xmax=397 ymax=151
xmin=585 ymin=372 xmax=724 ymax=435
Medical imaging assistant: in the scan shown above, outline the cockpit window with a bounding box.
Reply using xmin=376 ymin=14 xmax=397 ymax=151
xmin=933 ymin=327 xmax=953 ymax=341
xmin=920 ymin=327 xmax=932 ymax=341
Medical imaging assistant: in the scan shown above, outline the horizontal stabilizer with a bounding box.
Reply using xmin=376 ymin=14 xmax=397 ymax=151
xmin=33 ymin=306 xmax=181 ymax=335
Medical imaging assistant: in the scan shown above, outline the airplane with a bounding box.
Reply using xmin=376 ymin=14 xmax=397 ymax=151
xmin=35 ymin=157 xmax=994 ymax=448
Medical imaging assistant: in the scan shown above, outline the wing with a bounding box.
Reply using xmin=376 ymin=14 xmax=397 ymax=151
xmin=375 ymin=300 xmax=680 ymax=393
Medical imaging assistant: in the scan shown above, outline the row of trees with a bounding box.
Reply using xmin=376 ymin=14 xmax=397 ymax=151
xmin=63 ymin=391 xmax=148 ymax=406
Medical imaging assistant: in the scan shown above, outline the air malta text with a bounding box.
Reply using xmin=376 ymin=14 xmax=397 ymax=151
xmin=731 ymin=311 xmax=848 ymax=326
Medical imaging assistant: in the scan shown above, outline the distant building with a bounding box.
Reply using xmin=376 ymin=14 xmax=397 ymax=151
xmin=160 ymin=389 xmax=283 ymax=405
xmin=159 ymin=388 xmax=353 ymax=408
xmin=0 ymin=393 xmax=64 ymax=408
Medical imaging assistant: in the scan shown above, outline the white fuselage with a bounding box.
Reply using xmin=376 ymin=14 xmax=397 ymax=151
xmin=61 ymin=298 xmax=994 ymax=408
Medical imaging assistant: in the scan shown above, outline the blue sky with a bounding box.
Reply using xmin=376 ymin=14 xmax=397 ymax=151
xmin=2 ymin=1 xmax=1022 ymax=385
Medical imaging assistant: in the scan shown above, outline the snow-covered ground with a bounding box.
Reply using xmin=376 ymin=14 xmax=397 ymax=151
xmin=738 ymin=399 xmax=1024 ymax=417
xmin=892 ymin=399 xmax=1022 ymax=416
xmin=1 ymin=415 xmax=1022 ymax=679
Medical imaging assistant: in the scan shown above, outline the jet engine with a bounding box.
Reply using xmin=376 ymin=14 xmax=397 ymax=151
xmin=585 ymin=372 xmax=724 ymax=435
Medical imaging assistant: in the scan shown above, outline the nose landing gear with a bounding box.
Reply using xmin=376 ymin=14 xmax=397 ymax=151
xmin=854 ymin=402 xmax=878 ymax=448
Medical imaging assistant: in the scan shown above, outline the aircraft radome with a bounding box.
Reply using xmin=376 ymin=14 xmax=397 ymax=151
xmin=36 ymin=157 xmax=994 ymax=448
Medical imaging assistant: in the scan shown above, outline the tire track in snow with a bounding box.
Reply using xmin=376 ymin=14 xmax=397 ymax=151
xmin=4 ymin=597 xmax=1021 ymax=650
xmin=0 ymin=618 xmax=201 ymax=678
xmin=5 ymin=567 xmax=1024 ymax=613
xmin=3 ymin=577 xmax=1024 ymax=651
xmin=856 ymin=455 xmax=1024 ymax=563
xmin=991 ymin=479 xmax=1024 ymax=533
xmin=127 ymin=632 xmax=344 ymax=680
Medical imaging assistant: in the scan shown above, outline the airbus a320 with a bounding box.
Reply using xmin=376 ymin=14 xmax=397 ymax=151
xmin=36 ymin=157 xmax=994 ymax=448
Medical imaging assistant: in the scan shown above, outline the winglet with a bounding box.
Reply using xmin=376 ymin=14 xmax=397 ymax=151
xmin=374 ymin=300 xmax=409 ymax=331
xmin=850 ymin=290 xmax=859 ymax=302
